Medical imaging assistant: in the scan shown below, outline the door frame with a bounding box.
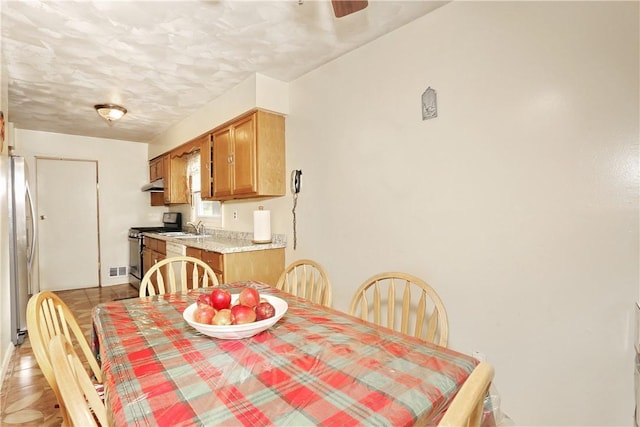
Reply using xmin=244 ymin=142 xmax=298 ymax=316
xmin=35 ymin=156 xmax=102 ymax=288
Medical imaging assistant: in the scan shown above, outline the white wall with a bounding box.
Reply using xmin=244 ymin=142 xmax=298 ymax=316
xmin=13 ymin=129 xmax=166 ymax=287
xmin=149 ymin=73 xmax=289 ymax=158
xmin=283 ymin=2 xmax=638 ymax=426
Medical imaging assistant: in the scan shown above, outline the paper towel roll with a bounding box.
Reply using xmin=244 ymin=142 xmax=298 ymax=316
xmin=253 ymin=208 xmax=272 ymax=243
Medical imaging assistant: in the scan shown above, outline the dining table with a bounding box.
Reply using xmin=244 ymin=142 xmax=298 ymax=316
xmin=92 ymin=281 xmax=491 ymax=426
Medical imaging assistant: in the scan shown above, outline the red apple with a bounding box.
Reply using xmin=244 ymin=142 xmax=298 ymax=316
xmin=255 ymin=301 xmax=276 ymax=321
xmin=210 ymin=288 xmax=232 ymax=310
xmin=231 ymin=304 xmax=257 ymax=325
xmin=197 ymin=292 xmax=213 ymax=307
xmin=238 ymin=287 xmax=260 ymax=308
xmin=193 ymin=305 xmax=216 ymax=324
xmin=212 ymin=309 xmax=232 ymax=325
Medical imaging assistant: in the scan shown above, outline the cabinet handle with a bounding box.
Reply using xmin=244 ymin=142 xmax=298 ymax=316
xmin=228 ymin=155 xmax=233 ymax=164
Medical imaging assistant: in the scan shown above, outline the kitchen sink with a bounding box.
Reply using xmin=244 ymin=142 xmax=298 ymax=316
xmin=159 ymin=231 xmax=211 ymax=239
xmin=159 ymin=231 xmax=193 ymax=237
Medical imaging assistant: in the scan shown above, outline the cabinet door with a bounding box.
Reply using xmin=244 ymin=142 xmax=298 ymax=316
xmin=213 ymin=127 xmax=233 ymax=197
xmin=170 ymin=153 xmax=189 ymax=204
xmin=150 ymin=192 xmax=165 ymax=206
xmin=149 ymin=156 xmax=164 ymax=181
xmin=150 ymin=250 xmax=166 ymax=293
xmin=232 ymin=113 xmax=257 ymax=195
xmin=199 ymin=134 xmax=214 ymax=200
xmin=186 ymin=247 xmax=201 ymax=258
xmin=223 ymin=249 xmax=284 ymax=286
xmin=185 ymin=247 xmax=203 ymax=289
xmin=201 ymin=250 xmax=224 ymax=284
xmin=163 ymin=153 xmax=172 ymax=204
xmin=142 ymin=247 xmax=153 ymax=279
xmin=164 ymin=152 xmax=188 ymax=205
xmin=149 ymin=157 xmax=166 ymax=206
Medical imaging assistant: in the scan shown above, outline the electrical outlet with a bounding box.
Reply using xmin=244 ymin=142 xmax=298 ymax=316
xmin=472 ymin=350 xmax=487 ymax=362
xmin=233 ymin=211 xmax=238 ymax=220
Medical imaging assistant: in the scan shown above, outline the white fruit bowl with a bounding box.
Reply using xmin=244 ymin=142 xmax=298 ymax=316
xmin=183 ymin=294 xmax=288 ymax=340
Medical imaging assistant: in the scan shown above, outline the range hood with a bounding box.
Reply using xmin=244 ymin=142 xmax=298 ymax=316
xmin=141 ymin=178 xmax=164 ymax=192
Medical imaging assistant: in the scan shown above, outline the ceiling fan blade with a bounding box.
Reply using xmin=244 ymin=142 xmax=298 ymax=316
xmin=331 ymin=0 xmax=368 ymax=18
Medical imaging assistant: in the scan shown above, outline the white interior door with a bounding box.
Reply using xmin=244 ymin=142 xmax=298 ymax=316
xmin=36 ymin=158 xmax=100 ymax=291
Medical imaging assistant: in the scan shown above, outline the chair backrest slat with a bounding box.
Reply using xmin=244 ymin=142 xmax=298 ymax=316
xmin=275 ymin=259 xmax=333 ymax=307
xmin=49 ymin=335 xmax=107 ymax=427
xmin=139 ymin=256 xmax=220 ymax=298
xmin=414 ymin=291 xmax=427 ymax=339
xmin=27 ymin=291 xmax=103 ymax=426
xmin=349 ymin=272 xmax=449 ymax=347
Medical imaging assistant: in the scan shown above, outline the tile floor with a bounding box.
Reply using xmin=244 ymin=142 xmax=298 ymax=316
xmin=0 ymin=284 xmax=139 ymax=426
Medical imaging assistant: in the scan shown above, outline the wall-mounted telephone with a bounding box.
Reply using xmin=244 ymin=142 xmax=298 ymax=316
xmin=291 ymin=169 xmax=302 ymax=250
xmin=291 ymin=169 xmax=302 ymax=194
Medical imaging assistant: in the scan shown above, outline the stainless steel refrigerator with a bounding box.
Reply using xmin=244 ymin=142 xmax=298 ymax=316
xmin=6 ymin=154 xmax=37 ymax=345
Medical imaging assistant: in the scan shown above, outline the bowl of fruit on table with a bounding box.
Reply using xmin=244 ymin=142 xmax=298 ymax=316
xmin=183 ymin=287 xmax=288 ymax=339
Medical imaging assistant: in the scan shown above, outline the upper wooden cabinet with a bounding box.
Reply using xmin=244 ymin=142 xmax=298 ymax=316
xmin=149 ymin=156 xmax=165 ymax=182
xmin=165 ymin=152 xmax=189 ymax=205
xmin=149 ymin=156 xmax=166 ymax=206
xmin=212 ymin=110 xmax=285 ymax=200
xmin=199 ymin=134 xmax=214 ymax=200
xmin=148 ymin=109 xmax=284 ymax=205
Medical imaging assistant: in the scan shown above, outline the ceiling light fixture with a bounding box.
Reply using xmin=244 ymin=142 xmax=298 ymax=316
xmin=94 ymin=103 xmax=127 ymax=123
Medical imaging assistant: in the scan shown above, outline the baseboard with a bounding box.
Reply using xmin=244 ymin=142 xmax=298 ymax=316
xmin=0 ymin=344 xmax=15 ymax=393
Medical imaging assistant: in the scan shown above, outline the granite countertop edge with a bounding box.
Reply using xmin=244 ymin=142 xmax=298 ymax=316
xmin=144 ymin=230 xmax=287 ymax=254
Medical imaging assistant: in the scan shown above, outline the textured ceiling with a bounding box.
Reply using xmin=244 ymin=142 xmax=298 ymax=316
xmin=2 ymin=0 xmax=447 ymax=143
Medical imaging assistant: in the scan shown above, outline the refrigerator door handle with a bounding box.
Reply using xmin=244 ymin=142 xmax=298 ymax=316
xmin=25 ymin=181 xmax=37 ymax=291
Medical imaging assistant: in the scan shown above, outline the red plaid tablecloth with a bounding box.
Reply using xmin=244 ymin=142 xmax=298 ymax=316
xmin=93 ymin=281 xmax=479 ymax=427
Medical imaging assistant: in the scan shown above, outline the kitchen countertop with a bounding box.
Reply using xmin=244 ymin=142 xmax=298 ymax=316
xmin=143 ymin=229 xmax=286 ymax=254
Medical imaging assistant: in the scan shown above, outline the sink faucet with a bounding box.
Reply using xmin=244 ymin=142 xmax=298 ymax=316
xmin=187 ymin=220 xmax=204 ymax=235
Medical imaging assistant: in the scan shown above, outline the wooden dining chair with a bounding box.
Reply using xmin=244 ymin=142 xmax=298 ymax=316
xmin=275 ymin=259 xmax=333 ymax=307
xmin=49 ymin=335 xmax=108 ymax=426
xmin=438 ymin=362 xmax=494 ymax=427
xmin=349 ymin=272 xmax=449 ymax=347
xmin=26 ymin=291 xmax=103 ymax=427
xmin=139 ymin=255 xmax=220 ymax=297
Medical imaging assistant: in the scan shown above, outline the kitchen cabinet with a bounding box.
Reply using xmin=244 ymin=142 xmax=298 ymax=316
xmin=200 ymin=248 xmax=284 ymax=286
xmin=144 ymin=236 xmax=166 ymax=255
xmin=185 ymin=247 xmax=215 ymax=288
xmin=186 ymin=247 xmax=200 ymax=258
xmin=165 ymin=137 xmax=206 ymax=205
xmin=200 ymin=250 xmax=223 ymax=284
xmin=199 ymin=134 xmax=214 ymax=200
xmin=149 ymin=156 xmax=165 ymax=182
xmin=164 ymin=151 xmax=188 ymax=205
xmin=212 ymin=110 xmax=285 ymax=200
xmin=150 ymin=137 xmax=206 ymax=206
xmin=149 ymin=156 xmax=166 ymax=207
xmin=142 ymin=237 xmax=166 ymax=289
xmin=164 ymin=152 xmax=188 ymax=205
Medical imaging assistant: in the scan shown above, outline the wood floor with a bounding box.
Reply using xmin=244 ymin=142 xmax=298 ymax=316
xmin=0 ymin=284 xmax=139 ymax=426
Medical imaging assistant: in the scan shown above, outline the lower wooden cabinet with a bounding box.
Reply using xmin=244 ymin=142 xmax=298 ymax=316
xmin=201 ymin=248 xmax=284 ymax=286
xmin=142 ymin=237 xmax=166 ymax=292
xmin=145 ymin=236 xmax=284 ymax=288
xmin=186 ymin=247 xmax=201 ymax=258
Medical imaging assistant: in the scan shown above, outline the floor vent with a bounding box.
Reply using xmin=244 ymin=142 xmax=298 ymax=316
xmin=109 ymin=266 xmax=128 ymax=277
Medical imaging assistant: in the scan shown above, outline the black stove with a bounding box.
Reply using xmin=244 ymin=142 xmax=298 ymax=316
xmin=129 ymin=212 xmax=182 ymax=236
xmin=128 ymin=212 xmax=182 ymax=289
xmin=128 ymin=226 xmax=178 ymax=239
